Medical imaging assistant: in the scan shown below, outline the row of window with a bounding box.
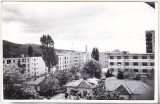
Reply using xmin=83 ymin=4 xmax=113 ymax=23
xmin=110 ymin=55 xmax=154 ymax=59
xmin=4 ymin=58 xmax=30 ymax=64
xmin=110 ymin=68 xmax=151 ymax=73
xmin=110 ymin=62 xmax=154 ymax=66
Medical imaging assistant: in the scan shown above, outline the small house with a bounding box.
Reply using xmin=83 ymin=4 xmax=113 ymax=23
xmin=105 ymin=77 xmax=153 ymax=100
xmin=65 ymin=78 xmax=97 ymax=97
xmin=24 ymin=76 xmax=46 ymax=92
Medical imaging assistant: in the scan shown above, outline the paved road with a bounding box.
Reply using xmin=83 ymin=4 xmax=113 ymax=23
xmin=52 ymin=93 xmax=65 ymax=100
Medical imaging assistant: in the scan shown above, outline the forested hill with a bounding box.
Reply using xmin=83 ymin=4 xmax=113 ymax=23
xmin=3 ymin=40 xmax=73 ymax=58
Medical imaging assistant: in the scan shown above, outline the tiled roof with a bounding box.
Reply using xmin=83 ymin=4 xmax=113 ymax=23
xmin=105 ymin=77 xmax=152 ymax=95
xmin=65 ymin=78 xmax=96 ymax=89
xmin=24 ymin=76 xmax=46 ymax=86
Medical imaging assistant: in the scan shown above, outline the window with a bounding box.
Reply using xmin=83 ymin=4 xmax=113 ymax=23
xmin=150 ymin=62 xmax=154 ymax=66
xmin=125 ymin=62 xmax=129 ymax=66
xmin=110 ymin=56 xmax=114 ymax=59
xmin=124 ymin=56 xmax=129 ymax=59
xmin=142 ymin=56 xmax=147 ymax=59
xmin=22 ymin=59 xmax=26 ymax=62
xmin=13 ymin=60 xmax=15 ymax=63
xmin=28 ymin=59 xmax=29 ymax=62
xmin=134 ymin=69 xmax=138 ymax=72
xmin=28 ymin=69 xmax=30 ymax=72
xmin=142 ymin=62 xmax=147 ymax=66
xmin=7 ymin=60 xmax=11 ymax=64
xmin=110 ymin=62 xmax=114 ymax=65
xmin=143 ymin=69 xmax=148 ymax=73
xmin=150 ymin=56 xmax=154 ymax=59
xmin=133 ymin=56 xmax=138 ymax=59
xmin=22 ymin=64 xmax=26 ymax=67
xmin=125 ymin=69 xmax=129 ymax=71
xmin=28 ymin=64 xmax=29 ymax=67
xmin=133 ymin=62 xmax=138 ymax=66
xmin=117 ymin=56 xmax=121 ymax=59
xmin=3 ymin=60 xmax=4 ymax=64
xmin=117 ymin=62 xmax=121 ymax=65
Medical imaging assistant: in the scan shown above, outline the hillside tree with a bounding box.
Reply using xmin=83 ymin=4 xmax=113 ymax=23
xmin=40 ymin=35 xmax=58 ymax=73
xmin=28 ymin=45 xmax=33 ymax=57
xmin=91 ymin=47 xmax=99 ymax=61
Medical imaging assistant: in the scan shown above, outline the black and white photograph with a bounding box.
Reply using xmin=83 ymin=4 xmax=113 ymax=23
xmin=2 ymin=1 xmax=158 ymax=101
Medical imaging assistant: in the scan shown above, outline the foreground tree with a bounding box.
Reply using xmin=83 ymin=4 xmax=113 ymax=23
xmin=3 ymin=64 xmax=38 ymax=99
xmin=28 ymin=45 xmax=33 ymax=57
xmin=91 ymin=47 xmax=99 ymax=61
xmin=40 ymin=74 xmax=60 ymax=97
xmin=117 ymin=69 xmax=124 ymax=79
xmin=83 ymin=60 xmax=101 ymax=79
xmin=105 ymin=70 xmax=113 ymax=78
xmin=40 ymin=35 xmax=58 ymax=73
xmin=56 ymin=70 xmax=72 ymax=86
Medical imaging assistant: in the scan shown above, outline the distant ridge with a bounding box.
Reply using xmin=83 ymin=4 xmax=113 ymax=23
xmin=3 ymin=40 xmax=74 ymax=58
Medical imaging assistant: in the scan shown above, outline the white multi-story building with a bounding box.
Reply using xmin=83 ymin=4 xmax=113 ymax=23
xmin=108 ymin=52 xmax=154 ymax=74
xmin=3 ymin=57 xmax=47 ymax=78
xmin=99 ymin=50 xmax=155 ymax=74
xmin=3 ymin=51 xmax=91 ymax=78
xmin=99 ymin=49 xmax=128 ymax=68
xmin=56 ymin=51 xmax=91 ymax=70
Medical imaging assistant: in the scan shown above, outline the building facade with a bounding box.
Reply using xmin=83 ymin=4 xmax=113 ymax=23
xmin=107 ymin=52 xmax=154 ymax=74
xmin=56 ymin=51 xmax=91 ymax=70
xmin=3 ymin=51 xmax=91 ymax=78
xmin=99 ymin=49 xmax=155 ymax=74
xmin=99 ymin=49 xmax=128 ymax=68
xmin=3 ymin=57 xmax=47 ymax=78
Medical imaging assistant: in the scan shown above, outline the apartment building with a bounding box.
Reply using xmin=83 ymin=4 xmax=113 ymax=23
xmin=56 ymin=51 xmax=91 ymax=70
xmin=99 ymin=49 xmax=128 ymax=68
xmin=108 ymin=52 xmax=154 ymax=74
xmin=3 ymin=56 xmax=47 ymax=78
xmin=3 ymin=51 xmax=91 ymax=77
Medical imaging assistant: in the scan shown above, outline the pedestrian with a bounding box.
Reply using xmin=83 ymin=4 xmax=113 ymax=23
xmin=65 ymin=92 xmax=68 ymax=99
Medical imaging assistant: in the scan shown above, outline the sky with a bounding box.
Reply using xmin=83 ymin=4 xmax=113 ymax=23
xmin=2 ymin=2 xmax=158 ymax=53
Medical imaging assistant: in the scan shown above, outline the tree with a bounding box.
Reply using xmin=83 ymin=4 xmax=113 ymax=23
xmin=105 ymin=70 xmax=113 ymax=78
xmin=93 ymin=79 xmax=121 ymax=100
xmin=40 ymin=35 xmax=58 ymax=73
xmin=3 ymin=64 xmax=26 ymax=85
xmin=28 ymin=45 xmax=33 ymax=57
xmin=91 ymin=47 xmax=99 ymax=61
xmin=117 ymin=69 xmax=124 ymax=79
xmin=40 ymin=74 xmax=60 ymax=97
xmin=3 ymin=64 xmax=38 ymax=99
xmin=54 ymin=70 xmax=72 ymax=87
xmin=83 ymin=60 xmax=101 ymax=79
